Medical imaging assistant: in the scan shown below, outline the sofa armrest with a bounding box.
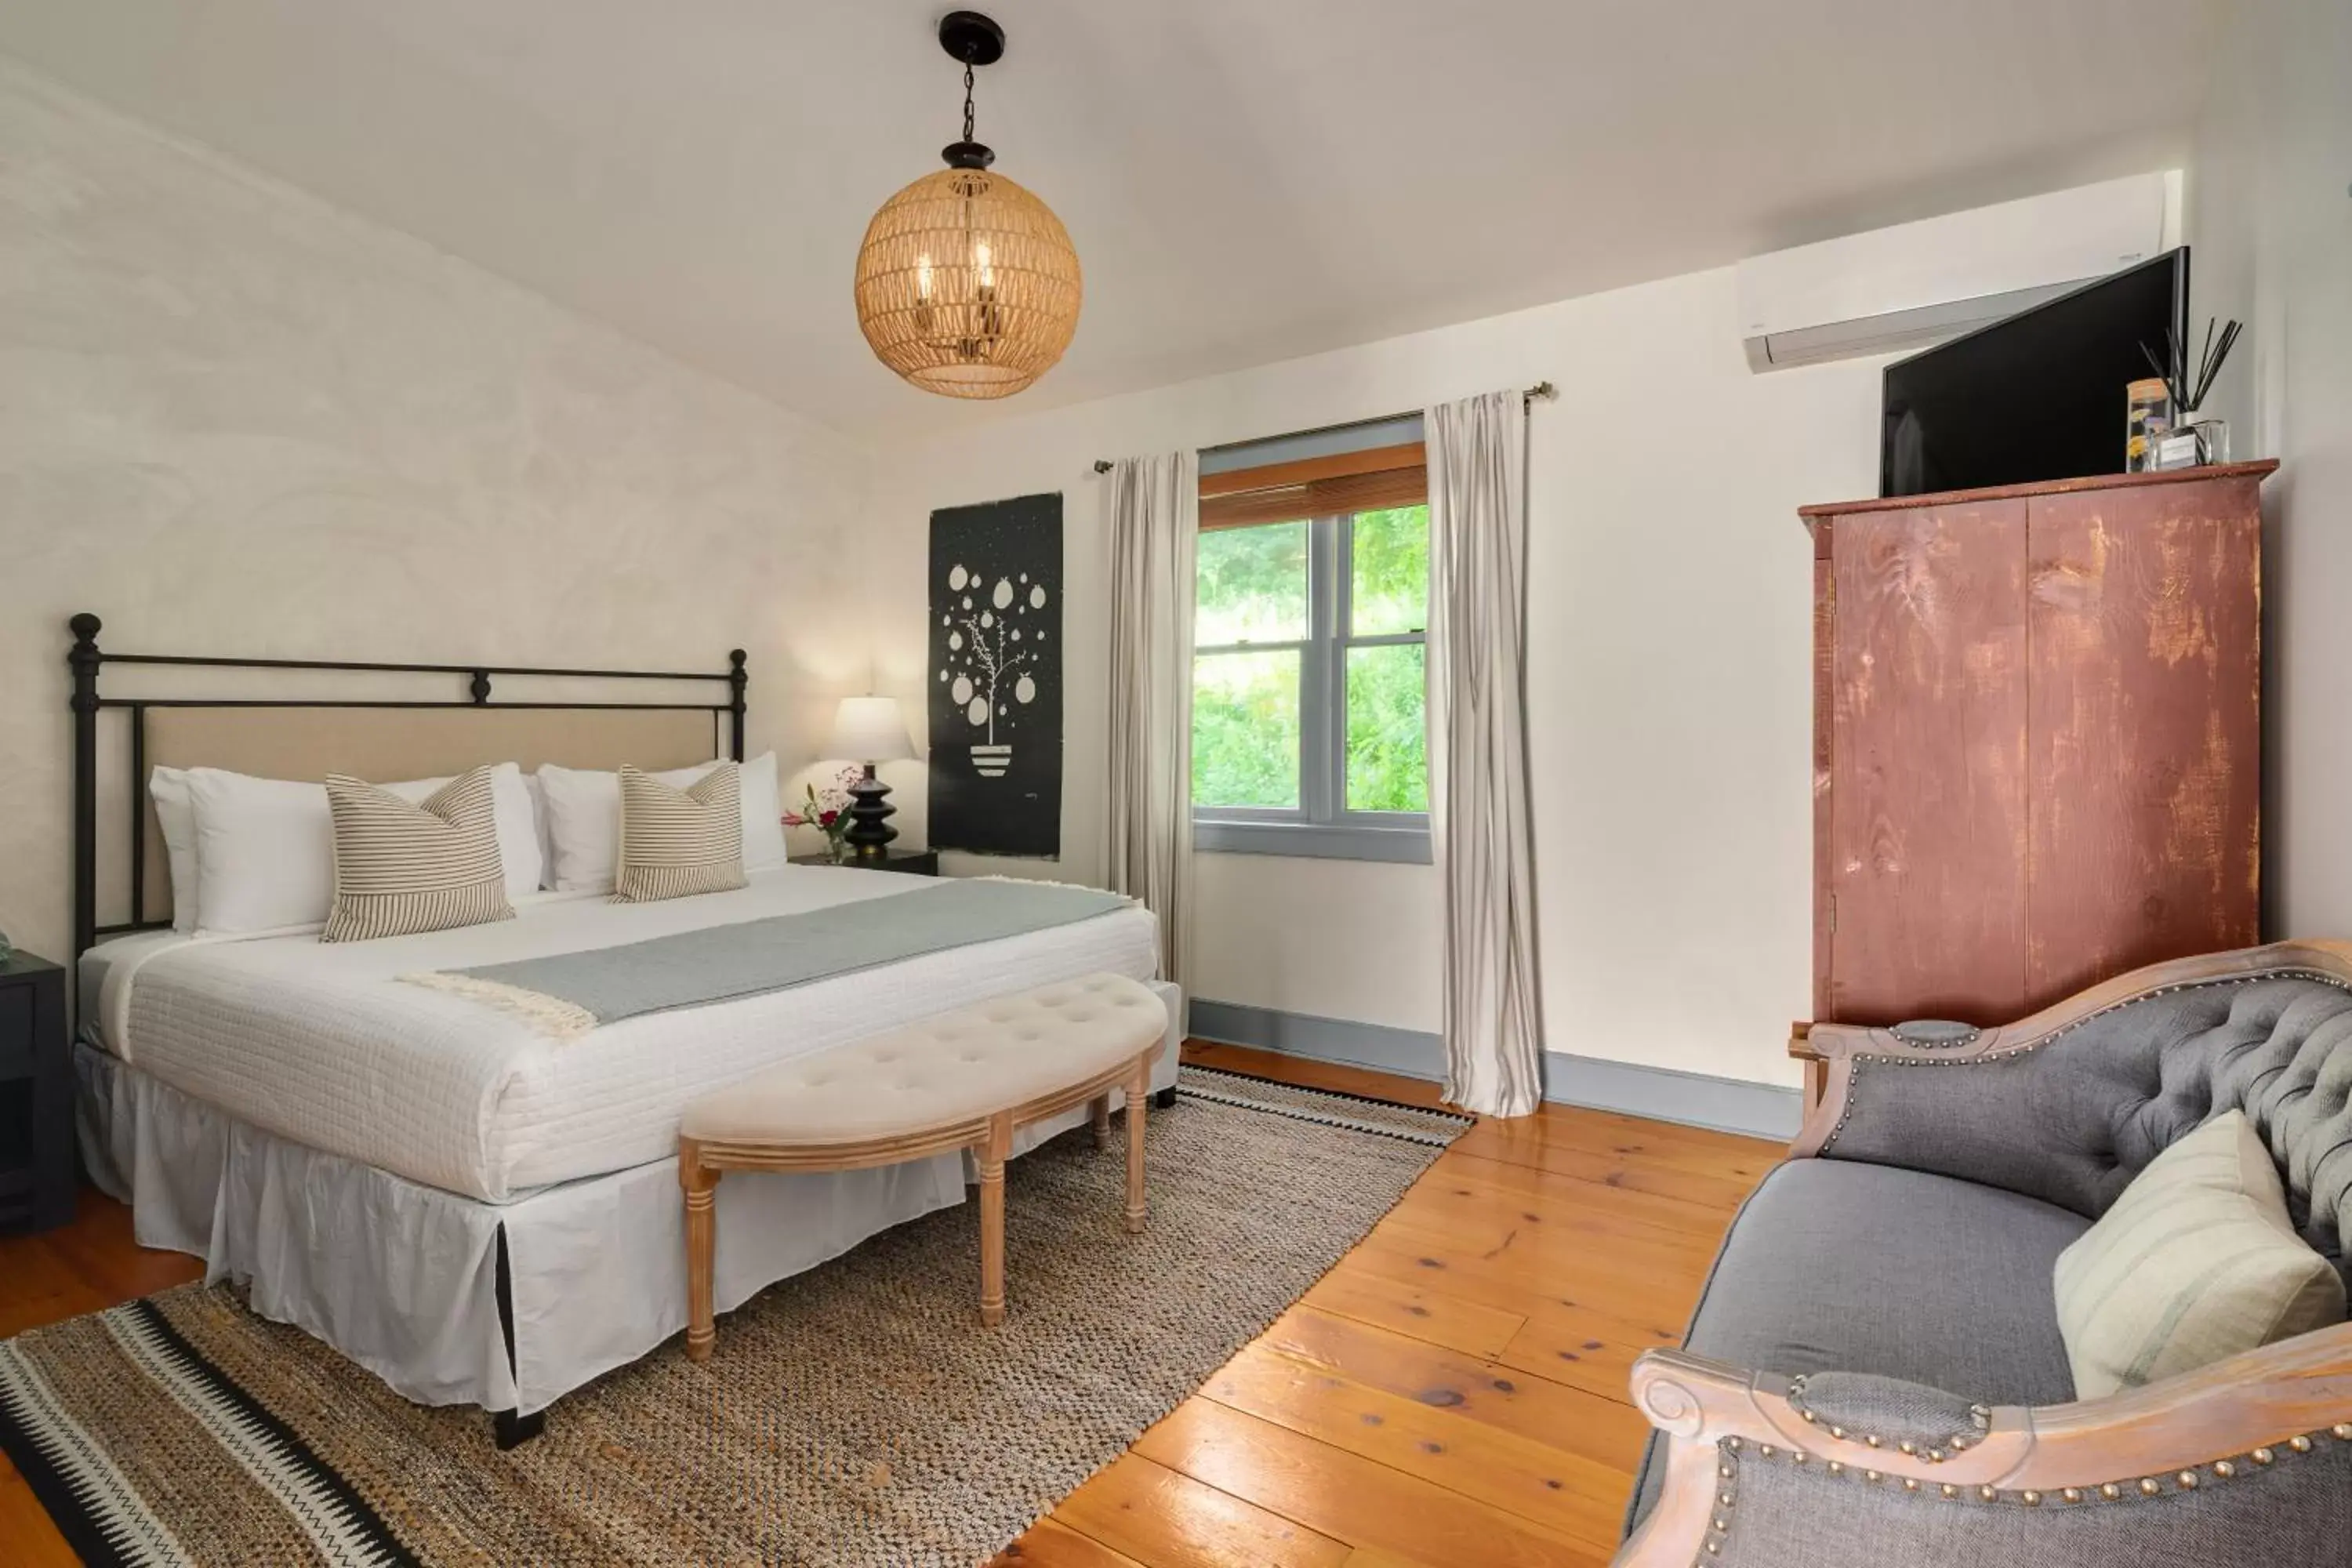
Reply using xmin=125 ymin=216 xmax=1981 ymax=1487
xmin=1614 ymin=1324 xmax=2352 ymax=1568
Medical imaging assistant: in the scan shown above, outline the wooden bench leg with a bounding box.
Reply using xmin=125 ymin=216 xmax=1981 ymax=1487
xmin=1089 ymin=1093 xmax=1112 ymax=1149
xmin=681 ymin=1140 xmax=720 ymax=1363
xmin=978 ymin=1111 xmax=1011 ymax=1327
xmin=1124 ymin=1054 xmax=1149 ymax=1234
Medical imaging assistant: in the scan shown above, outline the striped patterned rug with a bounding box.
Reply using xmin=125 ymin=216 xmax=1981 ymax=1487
xmin=2 ymin=1067 xmax=1469 ymax=1567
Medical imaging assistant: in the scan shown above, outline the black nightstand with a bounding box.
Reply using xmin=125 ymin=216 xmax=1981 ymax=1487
xmin=789 ymin=849 xmax=940 ymax=877
xmin=0 ymin=950 xmax=71 ymax=1236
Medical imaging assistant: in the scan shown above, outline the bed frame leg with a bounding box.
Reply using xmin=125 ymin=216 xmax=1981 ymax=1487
xmin=1153 ymin=1086 xmax=1177 ymax=1110
xmin=492 ymin=1408 xmax=545 ymax=1450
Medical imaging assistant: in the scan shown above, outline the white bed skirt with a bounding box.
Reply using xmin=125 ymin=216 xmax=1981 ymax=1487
xmin=71 ymin=981 xmax=1181 ymax=1417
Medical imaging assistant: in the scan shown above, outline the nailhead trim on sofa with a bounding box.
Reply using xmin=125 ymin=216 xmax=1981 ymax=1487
xmin=1699 ymin=1424 xmax=2352 ymax=1563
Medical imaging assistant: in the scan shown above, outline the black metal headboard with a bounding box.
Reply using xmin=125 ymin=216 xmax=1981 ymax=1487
xmin=66 ymin=612 xmax=746 ymax=956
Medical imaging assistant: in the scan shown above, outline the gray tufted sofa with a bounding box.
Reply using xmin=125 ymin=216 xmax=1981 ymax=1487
xmin=1614 ymin=941 xmax=2352 ymax=1567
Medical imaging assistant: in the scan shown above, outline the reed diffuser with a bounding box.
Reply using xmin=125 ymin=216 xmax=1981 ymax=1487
xmin=2139 ymin=318 xmax=2242 ymax=469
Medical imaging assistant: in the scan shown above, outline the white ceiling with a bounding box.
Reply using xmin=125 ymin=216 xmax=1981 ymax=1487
xmin=0 ymin=1 xmax=2214 ymax=438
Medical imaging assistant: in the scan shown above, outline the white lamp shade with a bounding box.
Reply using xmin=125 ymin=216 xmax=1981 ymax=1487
xmin=827 ymin=695 xmax=916 ymax=763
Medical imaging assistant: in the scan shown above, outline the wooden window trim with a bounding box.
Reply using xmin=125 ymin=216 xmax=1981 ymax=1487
xmin=1200 ymin=441 xmax=1428 ymax=531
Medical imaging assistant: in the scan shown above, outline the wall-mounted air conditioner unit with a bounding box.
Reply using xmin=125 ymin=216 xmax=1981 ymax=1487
xmin=1736 ymin=172 xmax=2176 ymax=372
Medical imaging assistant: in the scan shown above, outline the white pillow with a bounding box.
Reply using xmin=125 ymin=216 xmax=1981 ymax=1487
xmin=485 ymin=763 xmax=546 ymax=894
xmin=737 ymin=752 xmax=787 ymax=872
xmin=539 ymin=752 xmax=785 ymax=894
xmin=523 ymin=770 xmax=557 ymax=890
xmin=186 ymin=762 xmax=542 ymax=934
xmin=149 ymin=766 xmax=201 ymax=933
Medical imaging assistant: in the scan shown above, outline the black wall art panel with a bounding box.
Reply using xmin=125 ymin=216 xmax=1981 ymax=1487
xmin=928 ymin=492 xmax=1062 ymax=858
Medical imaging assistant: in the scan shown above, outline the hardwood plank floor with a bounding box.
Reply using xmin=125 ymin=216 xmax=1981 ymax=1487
xmin=1011 ymin=1044 xmax=1776 ymax=1568
xmin=0 ymin=1041 xmax=1777 ymax=1568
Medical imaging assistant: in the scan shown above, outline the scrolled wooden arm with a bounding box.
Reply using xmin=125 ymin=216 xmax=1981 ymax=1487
xmin=1791 ymin=939 xmax=2352 ymax=1156
xmin=1613 ymin=1323 xmax=2352 ymax=1567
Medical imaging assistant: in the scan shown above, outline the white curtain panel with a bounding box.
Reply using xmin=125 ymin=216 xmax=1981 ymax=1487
xmin=1102 ymin=452 xmax=1200 ymax=989
xmin=1425 ymin=390 xmax=1544 ymax=1117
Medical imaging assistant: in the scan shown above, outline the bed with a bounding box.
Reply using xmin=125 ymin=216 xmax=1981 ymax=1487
xmin=61 ymin=615 xmax=1179 ymax=1439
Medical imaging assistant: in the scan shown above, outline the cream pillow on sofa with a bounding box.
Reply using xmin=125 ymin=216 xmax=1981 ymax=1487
xmin=2054 ymin=1109 xmax=2344 ymax=1398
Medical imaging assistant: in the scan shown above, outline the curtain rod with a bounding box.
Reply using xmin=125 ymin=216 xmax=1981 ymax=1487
xmin=1088 ymin=381 xmax=1555 ymax=475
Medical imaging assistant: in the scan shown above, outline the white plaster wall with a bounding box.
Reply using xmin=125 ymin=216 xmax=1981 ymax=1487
xmin=0 ymin=60 xmax=872 ymax=964
xmin=2187 ymin=0 xmax=2352 ymax=941
xmin=1192 ymin=855 xmax=1443 ymax=1033
xmin=869 ymin=264 xmax=1886 ymax=1089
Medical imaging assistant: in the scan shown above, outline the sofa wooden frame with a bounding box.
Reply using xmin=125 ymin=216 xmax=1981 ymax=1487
xmin=1617 ymin=940 xmax=2352 ymax=1567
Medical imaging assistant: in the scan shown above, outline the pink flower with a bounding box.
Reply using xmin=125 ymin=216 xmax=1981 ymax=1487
xmin=782 ymin=812 xmax=808 ymax=828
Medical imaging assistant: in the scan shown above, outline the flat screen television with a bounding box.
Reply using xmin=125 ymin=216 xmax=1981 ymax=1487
xmin=1880 ymin=247 xmax=2189 ymax=497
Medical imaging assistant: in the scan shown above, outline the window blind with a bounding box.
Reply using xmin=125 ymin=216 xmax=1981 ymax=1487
xmin=1197 ymin=441 xmax=1428 ymax=530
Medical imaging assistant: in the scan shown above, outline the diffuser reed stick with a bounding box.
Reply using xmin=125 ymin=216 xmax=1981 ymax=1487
xmin=2141 ymin=317 xmax=2243 ymax=416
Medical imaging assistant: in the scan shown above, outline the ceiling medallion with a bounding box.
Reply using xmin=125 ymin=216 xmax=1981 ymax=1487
xmin=853 ymin=11 xmax=1082 ymax=400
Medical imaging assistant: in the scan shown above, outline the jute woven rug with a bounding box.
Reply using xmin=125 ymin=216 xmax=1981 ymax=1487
xmin=1 ymin=1065 xmax=1468 ymax=1567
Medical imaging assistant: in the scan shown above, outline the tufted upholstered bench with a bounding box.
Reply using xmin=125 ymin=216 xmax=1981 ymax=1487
xmin=677 ymin=972 xmax=1169 ymax=1362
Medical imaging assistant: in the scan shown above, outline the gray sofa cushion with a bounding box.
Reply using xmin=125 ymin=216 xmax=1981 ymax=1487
xmin=1680 ymin=1160 xmax=2084 ymax=1399
xmin=1629 ymin=1160 xmax=2084 ymax=1529
xmin=1823 ymin=975 xmax=2352 ymax=1275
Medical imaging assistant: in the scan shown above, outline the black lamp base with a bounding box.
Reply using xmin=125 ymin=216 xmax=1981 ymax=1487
xmin=844 ymin=764 xmax=898 ymax=858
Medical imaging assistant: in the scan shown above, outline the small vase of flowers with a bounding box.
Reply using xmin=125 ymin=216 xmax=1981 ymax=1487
xmin=784 ymin=768 xmax=863 ymax=863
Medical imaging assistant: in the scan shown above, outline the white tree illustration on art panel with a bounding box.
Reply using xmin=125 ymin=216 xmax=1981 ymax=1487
xmin=937 ymin=561 xmax=1050 ymax=777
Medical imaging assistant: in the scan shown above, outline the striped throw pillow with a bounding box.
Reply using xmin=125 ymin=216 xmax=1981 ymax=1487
xmin=321 ymin=767 xmax=516 ymax=942
xmin=2054 ymin=1109 xmax=2344 ymax=1398
xmin=613 ymin=762 xmax=746 ymax=903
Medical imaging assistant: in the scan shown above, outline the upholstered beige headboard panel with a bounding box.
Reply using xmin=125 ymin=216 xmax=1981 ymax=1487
xmin=137 ymin=706 xmax=719 ymax=920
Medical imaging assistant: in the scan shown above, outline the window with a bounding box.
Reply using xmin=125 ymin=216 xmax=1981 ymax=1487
xmin=1192 ymin=447 xmax=1431 ymax=862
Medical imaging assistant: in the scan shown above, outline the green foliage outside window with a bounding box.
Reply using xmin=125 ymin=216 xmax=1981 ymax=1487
xmin=1196 ymin=521 xmax=1306 ymax=645
xmin=1349 ymin=506 xmax=1428 ymax=637
xmin=1192 ymin=521 xmax=1306 ymax=808
xmin=1191 ymin=504 xmax=1429 ymax=816
xmin=1192 ymin=648 xmax=1301 ymax=807
xmin=1345 ymin=641 xmax=1427 ymax=812
xmin=1344 ymin=506 xmax=1429 ymax=813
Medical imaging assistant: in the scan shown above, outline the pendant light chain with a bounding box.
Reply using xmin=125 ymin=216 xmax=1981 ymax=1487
xmin=957 ymin=56 xmax=982 ymax=372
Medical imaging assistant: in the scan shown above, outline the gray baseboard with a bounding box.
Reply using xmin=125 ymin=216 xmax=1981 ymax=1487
xmin=1186 ymin=998 xmax=1802 ymax=1141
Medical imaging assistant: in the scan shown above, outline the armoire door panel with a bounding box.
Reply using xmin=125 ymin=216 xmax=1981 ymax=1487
xmin=2025 ymin=480 xmax=2263 ymax=1007
xmin=1812 ymin=535 xmax=1837 ymax=1019
xmin=1828 ymin=502 xmax=2030 ymax=1025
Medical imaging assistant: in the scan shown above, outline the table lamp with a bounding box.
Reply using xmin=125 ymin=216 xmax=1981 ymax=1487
xmin=827 ymin=695 xmax=917 ymax=859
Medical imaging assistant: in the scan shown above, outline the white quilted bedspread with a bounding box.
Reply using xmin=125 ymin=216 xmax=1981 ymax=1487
xmin=88 ymin=867 xmax=1159 ymax=1202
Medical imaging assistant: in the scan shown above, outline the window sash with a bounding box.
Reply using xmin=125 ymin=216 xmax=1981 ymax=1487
xmin=1195 ymin=512 xmax=1428 ymax=837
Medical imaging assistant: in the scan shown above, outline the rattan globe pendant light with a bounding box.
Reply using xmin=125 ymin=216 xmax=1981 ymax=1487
xmin=854 ymin=12 xmax=1081 ymax=400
